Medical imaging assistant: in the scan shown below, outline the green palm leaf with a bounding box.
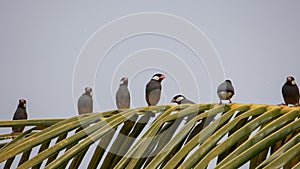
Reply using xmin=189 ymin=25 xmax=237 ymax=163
xmin=0 ymin=103 xmax=299 ymax=168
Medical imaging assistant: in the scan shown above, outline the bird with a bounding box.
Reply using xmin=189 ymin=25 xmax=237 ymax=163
xmin=78 ymin=87 xmax=93 ymax=115
xmin=171 ymin=95 xmax=198 ymax=124
xmin=217 ymin=80 xmax=235 ymax=104
xmin=282 ymin=76 xmax=299 ymax=106
xmin=116 ymin=77 xmax=130 ymax=109
xmin=12 ymin=99 xmax=28 ymax=133
xmin=171 ymin=94 xmax=195 ymax=105
xmin=145 ymin=73 xmax=165 ymax=106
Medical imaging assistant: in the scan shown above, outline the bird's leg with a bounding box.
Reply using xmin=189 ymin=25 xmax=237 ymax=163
xmin=219 ymin=100 xmax=222 ymax=105
xmin=229 ymin=99 xmax=232 ymax=103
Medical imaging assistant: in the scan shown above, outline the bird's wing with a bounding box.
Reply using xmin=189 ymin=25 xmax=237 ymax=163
xmin=218 ymin=82 xmax=234 ymax=94
xmin=181 ymin=99 xmax=195 ymax=104
xmin=78 ymin=95 xmax=93 ymax=114
xmin=116 ymin=86 xmax=130 ymax=109
xmin=148 ymin=89 xmax=161 ymax=106
xmin=146 ymin=81 xmax=161 ymax=106
xmin=13 ymin=108 xmax=27 ymax=120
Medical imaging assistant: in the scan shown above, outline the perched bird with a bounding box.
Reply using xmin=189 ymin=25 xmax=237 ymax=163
xmin=116 ymin=77 xmax=130 ymax=109
xmin=78 ymin=87 xmax=93 ymax=115
xmin=282 ymin=76 xmax=300 ymax=106
xmin=171 ymin=94 xmax=195 ymax=105
xmin=145 ymin=73 xmax=165 ymax=106
xmin=217 ymin=80 xmax=235 ymax=104
xmin=171 ymin=95 xmax=198 ymax=124
xmin=12 ymin=99 xmax=28 ymax=133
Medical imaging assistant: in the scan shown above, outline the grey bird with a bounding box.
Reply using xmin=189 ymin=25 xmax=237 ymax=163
xmin=78 ymin=87 xmax=93 ymax=115
xmin=171 ymin=94 xmax=195 ymax=105
xmin=282 ymin=76 xmax=300 ymax=106
xmin=116 ymin=77 xmax=130 ymax=109
xmin=12 ymin=99 xmax=28 ymax=133
xmin=145 ymin=73 xmax=165 ymax=106
xmin=217 ymin=80 xmax=235 ymax=104
xmin=171 ymin=95 xmax=198 ymax=124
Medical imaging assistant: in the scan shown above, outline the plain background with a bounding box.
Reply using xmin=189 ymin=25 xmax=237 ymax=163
xmin=0 ymin=1 xmax=300 ymax=168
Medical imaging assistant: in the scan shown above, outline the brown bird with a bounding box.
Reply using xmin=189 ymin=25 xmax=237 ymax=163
xmin=12 ymin=99 xmax=28 ymax=133
xmin=78 ymin=87 xmax=93 ymax=115
xmin=116 ymin=77 xmax=130 ymax=109
xmin=145 ymin=73 xmax=165 ymax=106
xmin=282 ymin=76 xmax=299 ymax=106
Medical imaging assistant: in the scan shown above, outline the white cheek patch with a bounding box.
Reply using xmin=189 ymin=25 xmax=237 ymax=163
xmin=152 ymin=76 xmax=159 ymax=81
xmin=90 ymin=92 xmax=93 ymax=96
xmin=120 ymin=81 xmax=124 ymax=85
xmin=176 ymin=96 xmax=184 ymax=102
xmin=292 ymin=81 xmax=296 ymax=85
xmin=23 ymin=104 xmax=26 ymax=108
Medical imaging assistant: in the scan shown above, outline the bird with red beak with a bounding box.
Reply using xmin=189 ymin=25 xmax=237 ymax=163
xmin=145 ymin=73 xmax=165 ymax=106
xmin=12 ymin=99 xmax=28 ymax=133
xmin=282 ymin=76 xmax=299 ymax=106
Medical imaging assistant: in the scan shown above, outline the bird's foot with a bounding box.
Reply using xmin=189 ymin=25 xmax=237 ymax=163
xmin=277 ymin=103 xmax=287 ymax=106
xmin=219 ymin=100 xmax=223 ymax=105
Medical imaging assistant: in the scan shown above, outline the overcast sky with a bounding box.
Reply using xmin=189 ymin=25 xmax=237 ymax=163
xmin=0 ymin=1 xmax=300 ymax=168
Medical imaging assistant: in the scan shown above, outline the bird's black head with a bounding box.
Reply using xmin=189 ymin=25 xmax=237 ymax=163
xmin=18 ymin=99 xmax=26 ymax=108
xmin=151 ymin=73 xmax=165 ymax=82
xmin=120 ymin=77 xmax=128 ymax=86
xmin=225 ymin=79 xmax=232 ymax=83
xmin=286 ymin=76 xmax=296 ymax=85
xmin=171 ymin=94 xmax=186 ymax=104
xmin=85 ymin=87 xmax=92 ymax=95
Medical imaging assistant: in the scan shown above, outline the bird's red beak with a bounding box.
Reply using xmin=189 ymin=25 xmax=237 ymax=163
xmin=20 ymin=99 xmax=25 ymax=104
xmin=160 ymin=75 xmax=165 ymax=80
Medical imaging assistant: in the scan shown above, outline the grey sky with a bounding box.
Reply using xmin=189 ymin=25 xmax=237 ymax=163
xmin=0 ymin=1 xmax=300 ymax=168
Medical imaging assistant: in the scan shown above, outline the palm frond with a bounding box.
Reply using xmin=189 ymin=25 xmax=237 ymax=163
xmin=0 ymin=103 xmax=299 ymax=168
